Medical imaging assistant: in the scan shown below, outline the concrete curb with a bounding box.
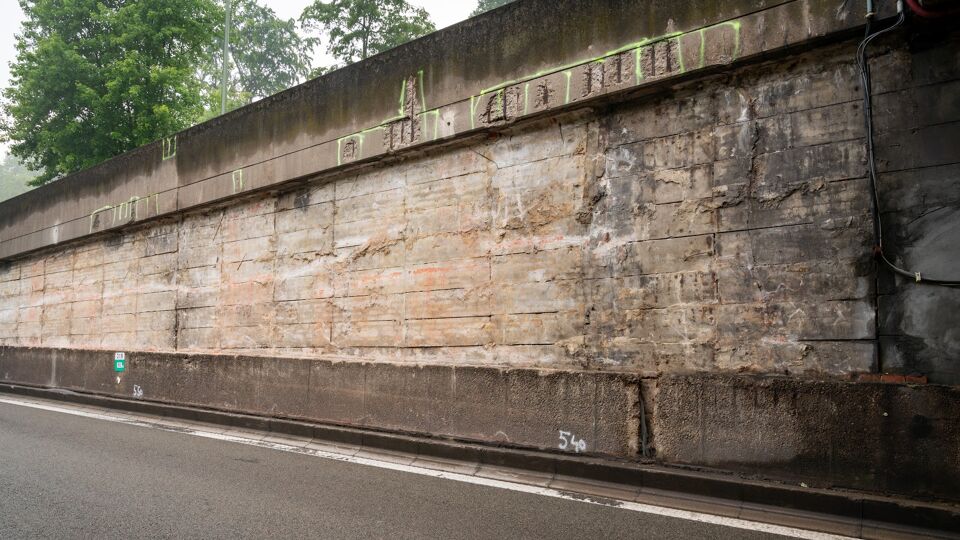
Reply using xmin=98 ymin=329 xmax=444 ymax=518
xmin=2 ymin=382 xmax=957 ymax=538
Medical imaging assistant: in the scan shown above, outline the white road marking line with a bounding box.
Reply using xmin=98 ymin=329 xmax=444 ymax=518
xmin=0 ymin=395 xmax=852 ymax=540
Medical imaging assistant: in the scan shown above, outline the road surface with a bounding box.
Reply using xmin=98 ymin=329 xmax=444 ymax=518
xmin=0 ymin=397 xmax=803 ymax=539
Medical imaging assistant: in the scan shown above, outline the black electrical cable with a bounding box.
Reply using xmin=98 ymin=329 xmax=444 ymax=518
xmin=857 ymin=5 xmax=960 ymax=287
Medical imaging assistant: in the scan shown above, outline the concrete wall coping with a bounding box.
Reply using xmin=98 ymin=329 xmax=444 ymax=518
xmin=0 ymin=0 xmax=881 ymax=260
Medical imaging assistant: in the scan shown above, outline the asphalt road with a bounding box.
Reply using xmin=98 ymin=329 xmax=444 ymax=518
xmin=0 ymin=400 xmax=793 ymax=540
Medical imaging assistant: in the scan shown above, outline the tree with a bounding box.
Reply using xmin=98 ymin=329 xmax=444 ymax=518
xmin=300 ymin=0 xmax=435 ymax=66
xmin=199 ymin=0 xmax=311 ymax=118
xmin=0 ymin=153 xmax=36 ymax=202
xmin=471 ymin=0 xmax=514 ymax=17
xmin=2 ymin=0 xmax=219 ymax=185
xmin=230 ymin=1 xmax=311 ymax=100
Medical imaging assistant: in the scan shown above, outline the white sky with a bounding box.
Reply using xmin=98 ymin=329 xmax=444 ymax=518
xmin=0 ymin=0 xmax=476 ymax=155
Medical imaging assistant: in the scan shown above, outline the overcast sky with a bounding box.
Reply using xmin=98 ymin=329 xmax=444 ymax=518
xmin=0 ymin=0 xmax=476 ymax=155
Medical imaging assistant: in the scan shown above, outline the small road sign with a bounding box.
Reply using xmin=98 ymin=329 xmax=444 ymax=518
xmin=114 ymin=352 xmax=126 ymax=372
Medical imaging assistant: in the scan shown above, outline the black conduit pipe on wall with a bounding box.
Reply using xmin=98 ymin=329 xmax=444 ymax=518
xmin=858 ymin=0 xmax=960 ymax=286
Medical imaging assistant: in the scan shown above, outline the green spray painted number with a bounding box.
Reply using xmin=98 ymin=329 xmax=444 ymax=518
xmin=114 ymin=352 xmax=126 ymax=372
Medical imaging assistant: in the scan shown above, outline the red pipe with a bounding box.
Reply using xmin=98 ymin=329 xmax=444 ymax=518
xmin=905 ymin=0 xmax=960 ymax=18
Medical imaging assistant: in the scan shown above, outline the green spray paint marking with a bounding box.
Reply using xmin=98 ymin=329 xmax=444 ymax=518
xmin=419 ymin=109 xmax=441 ymax=141
xmin=478 ymin=30 xmax=682 ymax=97
xmin=337 ymin=69 xmax=441 ymax=157
xmin=476 ymin=18 xmax=743 ymax=97
xmin=676 ymin=36 xmax=686 ymax=73
xmin=89 ymin=193 xmax=160 ymax=233
xmin=415 ymin=70 xmax=442 ymax=141
xmin=114 ymin=196 xmax=140 ymax=221
xmin=523 ymin=83 xmax=530 ymax=115
xmin=417 ymin=70 xmax=427 ymax=112
xmin=695 ymin=20 xmax=741 ymax=69
xmin=470 ymin=89 xmax=507 ymax=127
xmin=89 ymin=205 xmax=114 ymax=233
xmin=161 ymin=136 xmax=177 ymax=160
xmin=728 ymin=20 xmax=742 ymax=60
xmin=470 ymin=96 xmax=478 ymax=129
xmin=231 ymin=169 xmax=244 ymax=193
xmin=334 ymin=18 xmax=742 ymax=160
xmin=469 ymin=94 xmax=481 ymax=129
xmin=635 ymin=46 xmax=644 ymax=82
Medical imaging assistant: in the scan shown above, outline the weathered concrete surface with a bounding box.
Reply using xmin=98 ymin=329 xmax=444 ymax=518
xmin=872 ymin=28 xmax=960 ymax=384
xmin=0 ymin=0 xmax=884 ymax=259
xmin=0 ymin=346 xmax=640 ymax=457
xmin=0 ymin=39 xmax=885 ymax=377
xmin=655 ymin=374 xmax=960 ymax=501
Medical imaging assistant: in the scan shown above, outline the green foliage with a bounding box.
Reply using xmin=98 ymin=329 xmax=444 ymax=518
xmin=200 ymin=0 xmax=311 ymax=117
xmin=2 ymin=0 xmax=219 ymax=185
xmin=471 ymin=0 xmax=514 ymax=17
xmin=300 ymin=0 xmax=436 ymax=65
xmin=308 ymin=64 xmax=340 ymax=80
xmin=230 ymin=1 xmax=310 ymax=99
xmin=195 ymin=87 xmax=252 ymax=124
xmin=0 ymin=153 xmax=37 ymax=202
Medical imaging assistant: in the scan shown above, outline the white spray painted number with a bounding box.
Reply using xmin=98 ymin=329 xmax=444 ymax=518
xmin=132 ymin=385 xmax=143 ymax=399
xmin=558 ymin=430 xmax=587 ymax=453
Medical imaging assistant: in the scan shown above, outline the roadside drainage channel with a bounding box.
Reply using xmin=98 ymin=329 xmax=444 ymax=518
xmin=0 ymin=382 xmax=956 ymax=539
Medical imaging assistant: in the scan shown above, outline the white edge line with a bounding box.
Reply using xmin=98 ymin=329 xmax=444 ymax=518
xmin=0 ymin=396 xmax=853 ymax=540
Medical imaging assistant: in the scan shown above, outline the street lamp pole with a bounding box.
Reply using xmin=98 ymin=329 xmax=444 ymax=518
xmin=221 ymin=0 xmax=231 ymax=115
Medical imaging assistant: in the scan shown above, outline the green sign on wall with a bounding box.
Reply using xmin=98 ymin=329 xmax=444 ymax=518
xmin=114 ymin=352 xmax=126 ymax=372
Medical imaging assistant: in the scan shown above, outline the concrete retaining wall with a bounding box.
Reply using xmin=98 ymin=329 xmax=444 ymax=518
xmin=0 ymin=0 xmax=958 ymax=501
xmin=0 ymin=39 xmax=887 ymax=376
xmin=0 ymin=346 xmax=640 ymax=457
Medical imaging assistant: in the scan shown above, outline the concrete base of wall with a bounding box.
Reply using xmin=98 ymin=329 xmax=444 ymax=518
xmin=0 ymin=346 xmax=641 ymax=458
xmin=655 ymin=374 xmax=960 ymax=501
xmin=3 ymin=345 xmax=959 ymax=502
